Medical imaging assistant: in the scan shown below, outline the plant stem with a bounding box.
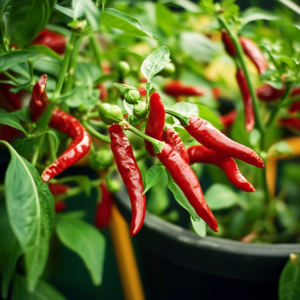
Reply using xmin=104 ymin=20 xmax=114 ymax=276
xmin=28 ymin=59 xmax=35 ymax=84
xmin=3 ymin=71 xmax=22 ymax=86
xmin=48 ymin=133 xmax=57 ymax=162
xmin=31 ymin=134 xmax=45 ymax=167
xmin=82 ymin=121 xmax=111 ymax=143
xmin=218 ymin=16 xmax=265 ymax=134
xmin=88 ymin=119 xmax=107 ymax=128
xmin=265 ymin=85 xmax=292 ymax=129
xmin=89 ymin=34 xmax=102 ymax=71
xmin=86 ymin=111 xmax=100 ymax=119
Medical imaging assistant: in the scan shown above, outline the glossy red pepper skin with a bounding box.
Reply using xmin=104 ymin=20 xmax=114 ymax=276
xmin=54 ymin=202 xmax=67 ymax=213
xmin=219 ymin=110 xmax=237 ymax=127
xmin=32 ymin=29 xmax=66 ymax=55
xmin=184 ymin=116 xmax=264 ymax=168
xmin=156 ymin=144 xmax=218 ymax=232
xmin=30 ymin=75 xmax=49 ymax=122
xmin=188 ymin=145 xmax=255 ymax=192
xmin=42 ymin=109 xmax=91 ymax=182
xmin=256 ymin=84 xmax=285 ymax=103
xmin=48 ymin=183 xmax=69 ymax=195
xmin=162 ymin=127 xmax=190 ymax=164
xmin=221 ymin=30 xmax=236 ymax=57
xmin=94 ymin=183 xmax=113 ymax=229
xmin=278 ymin=117 xmax=300 ymax=132
xmin=236 ymin=69 xmax=255 ymax=132
xmin=164 ymin=80 xmax=205 ymax=97
xmin=145 ymin=92 xmax=165 ymax=156
xmin=108 ymin=124 xmax=146 ymax=236
xmin=240 ymin=37 xmax=267 ymax=75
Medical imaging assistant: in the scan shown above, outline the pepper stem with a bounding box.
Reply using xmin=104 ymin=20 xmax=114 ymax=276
xmin=165 ymin=108 xmax=190 ymax=127
xmin=82 ymin=121 xmax=111 ymax=143
xmin=127 ymin=125 xmax=165 ymax=154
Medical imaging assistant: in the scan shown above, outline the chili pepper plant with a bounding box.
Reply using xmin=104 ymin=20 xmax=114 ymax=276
xmin=0 ymin=0 xmax=300 ymax=298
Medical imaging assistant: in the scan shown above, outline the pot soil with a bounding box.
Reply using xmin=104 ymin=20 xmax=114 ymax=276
xmin=114 ymin=187 xmax=300 ymax=300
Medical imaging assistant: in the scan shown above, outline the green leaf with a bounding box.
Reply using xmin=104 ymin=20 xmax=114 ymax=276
xmin=142 ymin=163 xmax=165 ymax=195
xmin=54 ymin=3 xmax=74 ymax=18
xmin=205 ymin=184 xmax=238 ymax=210
xmin=0 ymin=50 xmax=39 ymax=72
xmin=9 ymin=0 xmax=56 ymax=47
xmin=113 ymin=83 xmax=137 ymax=95
xmin=101 ymin=8 xmax=157 ymax=39
xmin=0 ymin=141 xmax=54 ymax=290
xmin=84 ymin=0 xmax=101 ymax=31
xmin=11 ymin=274 xmax=67 ymax=300
xmin=230 ymin=110 xmax=251 ymax=148
xmin=190 ymin=216 xmax=206 ymax=237
xmin=160 ymin=0 xmax=201 ymax=12
xmin=0 ymin=201 xmax=23 ymax=299
xmin=156 ymin=3 xmax=178 ymax=36
xmin=141 ymin=46 xmax=171 ymax=82
xmin=268 ymin=141 xmax=293 ymax=156
xmin=180 ymin=32 xmax=217 ymax=63
xmin=272 ymin=55 xmax=300 ymax=69
xmin=198 ymin=105 xmax=223 ymax=130
xmin=56 ymin=217 xmax=106 ymax=286
xmin=279 ymin=252 xmax=300 ymax=300
xmin=0 ymin=109 xmax=27 ymax=135
xmin=9 ymin=82 xmax=32 ymax=94
xmin=26 ymin=45 xmax=63 ymax=61
xmin=241 ymin=7 xmax=280 ymax=27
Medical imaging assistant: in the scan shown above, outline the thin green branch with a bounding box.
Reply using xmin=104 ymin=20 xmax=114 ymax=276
xmin=82 ymin=121 xmax=111 ymax=143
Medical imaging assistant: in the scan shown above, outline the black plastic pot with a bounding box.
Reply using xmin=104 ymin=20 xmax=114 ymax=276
xmin=114 ymin=187 xmax=300 ymax=300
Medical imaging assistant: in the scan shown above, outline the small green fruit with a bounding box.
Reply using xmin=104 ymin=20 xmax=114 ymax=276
xmin=125 ymin=90 xmax=140 ymax=105
xmin=158 ymin=62 xmax=175 ymax=77
xmin=107 ymin=179 xmax=121 ymax=193
xmin=133 ymin=101 xmax=148 ymax=118
xmin=118 ymin=61 xmax=130 ymax=79
xmin=98 ymin=103 xmax=123 ymax=125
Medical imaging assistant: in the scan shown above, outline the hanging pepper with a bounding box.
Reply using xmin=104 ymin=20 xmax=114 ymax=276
xmin=165 ymin=110 xmax=264 ymax=168
xmin=144 ymin=92 xmax=165 ymax=156
xmin=188 ymin=145 xmax=255 ymax=192
xmin=221 ymin=29 xmax=236 ymax=57
xmin=108 ymin=124 xmax=146 ymax=236
xmin=239 ymin=37 xmax=267 ymax=75
xmin=95 ymin=183 xmax=113 ymax=230
xmin=54 ymin=202 xmax=67 ymax=213
xmin=162 ymin=125 xmax=190 ymax=164
xmin=236 ymin=69 xmax=255 ymax=132
xmin=288 ymin=87 xmax=300 ymax=112
xmin=156 ymin=143 xmax=218 ymax=232
xmin=278 ymin=117 xmax=300 ymax=132
xmin=164 ymin=80 xmax=205 ymax=97
xmin=30 ymin=75 xmax=49 ymax=122
xmin=32 ymin=29 xmax=67 ymax=55
xmin=48 ymin=183 xmax=69 ymax=195
xmin=219 ymin=110 xmax=237 ymax=127
xmin=42 ymin=109 xmax=91 ymax=182
xmin=256 ymin=84 xmax=285 ymax=103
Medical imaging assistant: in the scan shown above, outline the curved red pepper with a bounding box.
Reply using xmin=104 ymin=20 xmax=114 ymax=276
xmin=240 ymin=37 xmax=267 ymax=75
xmin=162 ymin=127 xmax=190 ymax=164
xmin=164 ymin=80 xmax=204 ymax=97
xmin=221 ymin=29 xmax=236 ymax=57
xmin=156 ymin=144 xmax=218 ymax=232
xmin=42 ymin=109 xmax=91 ymax=182
xmin=219 ymin=110 xmax=237 ymax=127
xmin=145 ymin=92 xmax=165 ymax=156
xmin=30 ymin=75 xmax=49 ymax=122
xmin=236 ymin=69 xmax=255 ymax=132
xmin=184 ymin=116 xmax=264 ymax=168
xmin=108 ymin=124 xmax=145 ymax=236
xmin=95 ymin=183 xmax=113 ymax=229
xmin=32 ymin=29 xmax=67 ymax=55
xmin=188 ymin=145 xmax=255 ymax=192
xmin=256 ymin=84 xmax=285 ymax=103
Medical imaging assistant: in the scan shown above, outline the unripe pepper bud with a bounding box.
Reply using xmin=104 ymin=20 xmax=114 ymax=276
xmin=98 ymin=103 xmax=124 ymax=125
xmin=125 ymin=90 xmax=140 ymax=104
xmin=107 ymin=179 xmax=121 ymax=193
xmin=158 ymin=62 xmax=175 ymax=77
xmin=88 ymin=149 xmax=114 ymax=170
xmin=118 ymin=61 xmax=130 ymax=80
xmin=133 ymin=101 xmax=148 ymax=118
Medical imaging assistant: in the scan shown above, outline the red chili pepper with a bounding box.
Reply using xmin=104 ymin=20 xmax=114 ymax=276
xmin=278 ymin=117 xmax=300 ymax=132
xmin=162 ymin=126 xmax=190 ymax=164
xmin=164 ymin=80 xmax=205 ymax=97
xmin=97 ymin=84 xmax=107 ymax=101
xmin=240 ymin=37 xmax=267 ymax=75
xmin=30 ymin=75 xmax=49 ymax=122
xmin=212 ymin=87 xmax=221 ymax=99
xmin=48 ymin=183 xmax=70 ymax=195
xmin=156 ymin=143 xmax=218 ymax=232
xmin=188 ymin=145 xmax=255 ymax=192
xmin=137 ymin=86 xmax=147 ymax=97
xmin=236 ymin=69 xmax=255 ymax=132
xmin=42 ymin=109 xmax=91 ymax=182
xmin=0 ymin=74 xmax=22 ymax=110
xmin=221 ymin=29 xmax=236 ymax=57
xmin=219 ymin=110 xmax=237 ymax=127
xmin=145 ymin=92 xmax=165 ymax=156
xmin=256 ymin=84 xmax=285 ymax=103
xmin=94 ymin=183 xmax=113 ymax=229
xmin=55 ymin=201 xmax=67 ymax=213
xmin=108 ymin=124 xmax=146 ymax=236
xmin=0 ymin=126 xmax=21 ymax=143
xmin=32 ymin=29 xmax=67 ymax=55
xmin=288 ymin=87 xmax=300 ymax=112
xmin=183 ymin=115 xmax=264 ymax=168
